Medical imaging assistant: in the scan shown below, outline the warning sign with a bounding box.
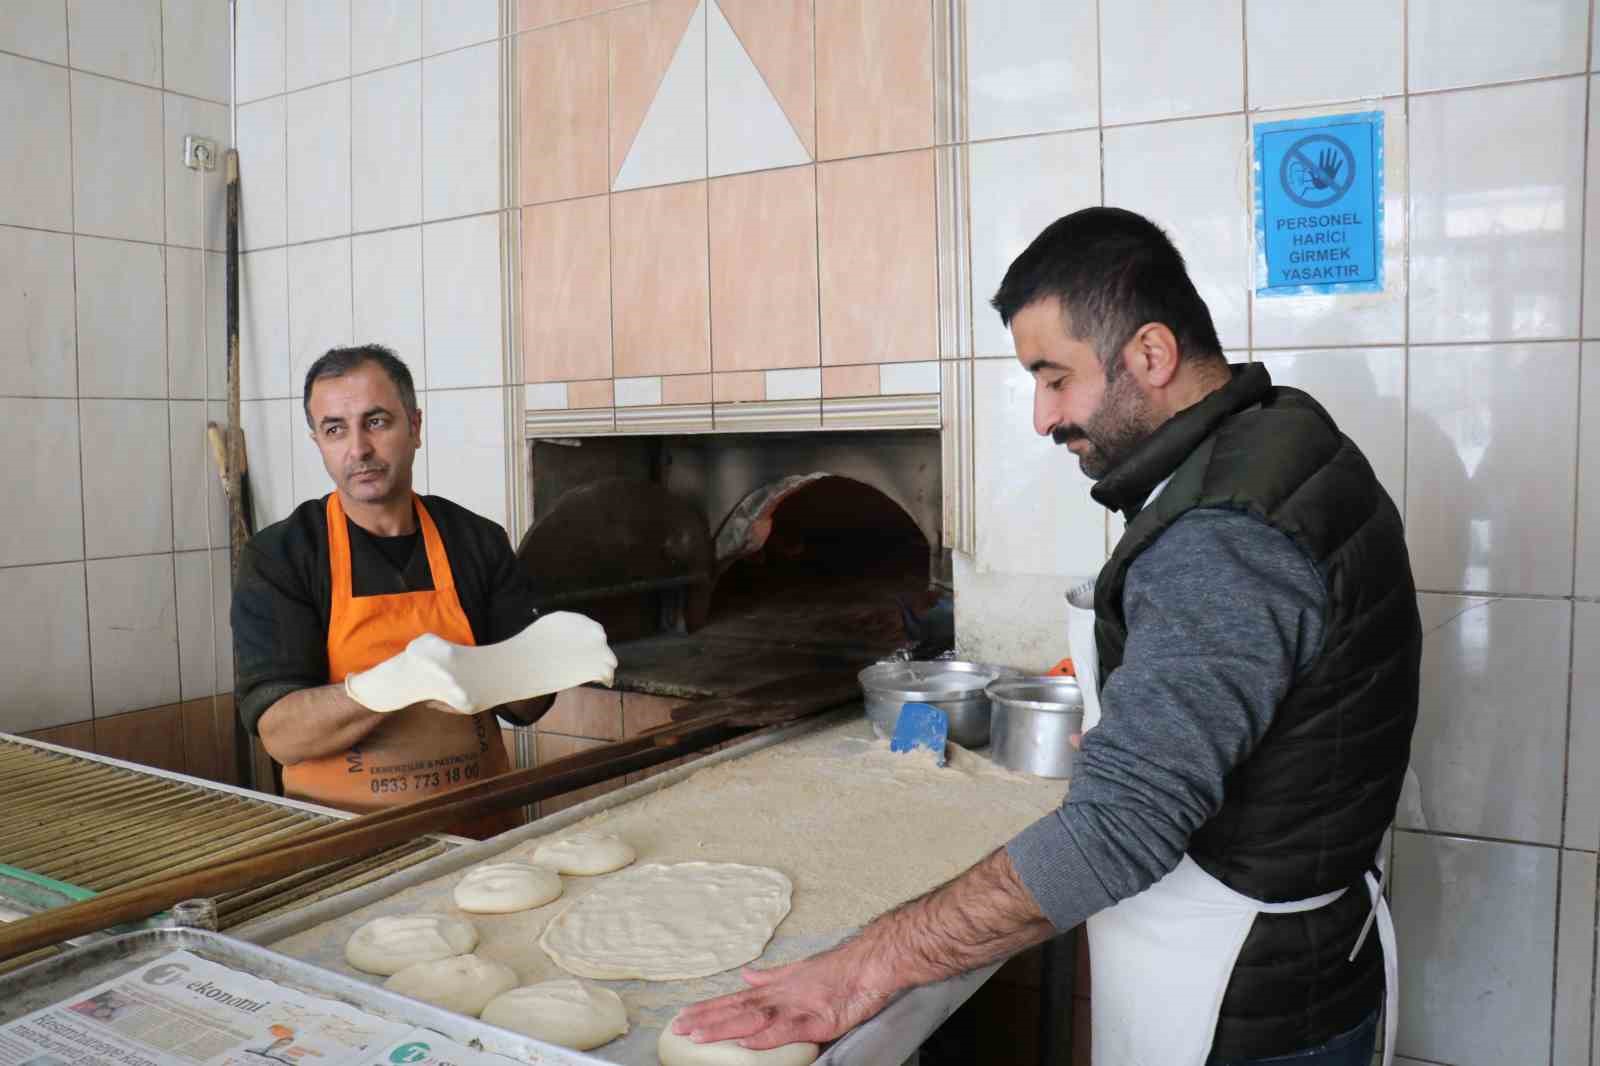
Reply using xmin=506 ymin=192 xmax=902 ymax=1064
xmin=1253 ymin=111 xmax=1383 ymax=296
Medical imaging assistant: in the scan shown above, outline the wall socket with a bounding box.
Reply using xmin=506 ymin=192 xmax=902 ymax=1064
xmin=183 ymin=135 xmax=218 ymax=171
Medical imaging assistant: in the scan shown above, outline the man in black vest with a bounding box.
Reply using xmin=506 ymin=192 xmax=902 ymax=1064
xmin=674 ymin=208 xmax=1420 ymax=1066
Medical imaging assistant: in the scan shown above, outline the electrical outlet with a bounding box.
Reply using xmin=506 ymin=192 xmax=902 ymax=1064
xmin=183 ymin=135 xmax=217 ymax=172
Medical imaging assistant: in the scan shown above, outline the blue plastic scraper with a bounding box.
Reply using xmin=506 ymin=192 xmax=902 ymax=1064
xmin=890 ymin=702 xmax=949 ymax=766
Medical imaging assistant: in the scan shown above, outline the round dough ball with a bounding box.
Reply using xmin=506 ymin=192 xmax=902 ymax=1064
xmin=345 ymin=913 xmax=478 ymax=976
xmin=657 ymin=1013 xmax=819 ymax=1066
xmin=532 ymin=832 xmax=636 ymax=876
xmin=453 ymin=861 xmax=563 ymax=914
xmin=382 ymin=954 xmax=518 ymax=1016
xmin=480 ymin=978 xmax=628 ymax=1051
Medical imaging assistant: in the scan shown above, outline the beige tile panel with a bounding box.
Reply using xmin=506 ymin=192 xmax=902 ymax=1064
xmin=94 ymin=703 xmax=187 ymax=774
xmin=568 ymin=378 xmax=615 ymax=408
xmin=611 ymin=180 xmax=711 ymax=377
xmin=540 ymin=684 xmax=623 ymax=739
xmin=519 ymin=14 xmax=610 ymax=205
xmin=815 ymin=0 xmax=933 ymax=159
xmin=662 ymin=373 xmax=712 ymax=404
xmin=520 ymin=0 xmax=631 ymax=31
xmin=709 ymin=165 xmax=819 ymax=372
xmin=822 ymin=364 xmax=879 ymax=397
xmin=608 ymin=0 xmax=701 ymax=183
xmin=22 ymin=719 xmax=96 ymax=753
xmin=818 ymin=150 xmax=938 ymax=365
xmin=181 ymin=694 xmax=239 ymax=784
xmin=523 ymin=197 xmax=613 ymax=383
xmin=717 ymin=0 xmax=815 ymax=155
xmin=713 ymin=370 xmax=764 ymax=402
xmin=621 ymin=691 xmax=682 ymax=736
xmin=535 ymin=732 xmax=626 ymax=815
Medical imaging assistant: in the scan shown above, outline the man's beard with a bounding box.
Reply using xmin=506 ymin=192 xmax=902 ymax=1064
xmin=1051 ymin=364 xmax=1156 ymax=480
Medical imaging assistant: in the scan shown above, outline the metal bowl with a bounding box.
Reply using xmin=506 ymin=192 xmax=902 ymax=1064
xmin=986 ymin=677 xmax=1085 ymax=779
xmin=858 ymin=660 xmax=1017 ymax=747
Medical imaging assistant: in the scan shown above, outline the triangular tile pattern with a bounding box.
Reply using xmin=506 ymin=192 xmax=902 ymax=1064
xmin=716 ymin=0 xmax=814 ymax=157
xmin=613 ymin=0 xmax=813 ymax=190
xmin=608 ymin=0 xmax=703 ymax=185
xmin=614 ymin=0 xmax=709 ymax=190
xmin=707 ymin=0 xmax=809 ymax=177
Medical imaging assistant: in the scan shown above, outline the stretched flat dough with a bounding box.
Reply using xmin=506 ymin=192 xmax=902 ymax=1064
xmin=454 ymin=861 xmax=562 ymax=913
xmin=480 ymin=978 xmax=628 ymax=1051
xmin=540 ymin=862 xmax=791 ymax=981
xmin=532 ymin=832 xmax=636 ymax=876
xmin=383 ymin=954 xmax=517 ymax=1016
xmin=345 ymin=913 xmax=478 ymax=976
xmin=658 ymin=1013 xmax=819 ymax=1066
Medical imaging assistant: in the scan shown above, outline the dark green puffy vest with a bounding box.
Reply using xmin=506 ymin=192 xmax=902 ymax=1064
xmin=1090 ymin=362 xmax=1421 ymax=1057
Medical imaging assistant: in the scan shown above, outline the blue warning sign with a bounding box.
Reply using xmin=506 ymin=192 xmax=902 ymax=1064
xmin=1253 ymin=111 xmax=1383 ymax=296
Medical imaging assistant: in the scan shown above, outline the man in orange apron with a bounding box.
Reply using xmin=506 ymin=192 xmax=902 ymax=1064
xmin=232 ymin=344 xmax=558 ymax=835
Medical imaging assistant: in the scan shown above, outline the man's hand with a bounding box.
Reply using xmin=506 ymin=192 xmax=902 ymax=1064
xmin=671 ymin=943 xmax=894 ymax=1049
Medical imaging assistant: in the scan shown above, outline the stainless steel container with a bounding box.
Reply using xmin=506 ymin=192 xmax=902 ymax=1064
xmin=857 ymin=661 xmax=1015 ymax=747
xmin=987 ymin=677 xmax=1085 ymax=778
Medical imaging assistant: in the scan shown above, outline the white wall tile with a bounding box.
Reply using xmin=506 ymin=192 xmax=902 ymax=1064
xmin=0 ymin=562 xmax=91 ymax=732
xmin=524 ymin=382 xmax=567 ymax=410
xmin=765 ymin=367 xmax=821 ymax=401
xmin=353 ymin=0 xmax=420 ymax=73
xmin=162 ymin=0 xmax=231 ymax=102
xmin=1554 ymin=850 xmax=1597 ymax=1066
xmin=952 ymin=550 xmax=1074 ymax=673
xmin=0 ymin=398 xmax=83 ymax=567
xmin=1251 ymin=100 xmax=1407 ymax=349
xmin=86 ymin=552 xmax=179 ymax=715
xmin=286 ymin=0 xmax=350 ymax=90
xmin=421 ymin=42 xmax=499 ymax=220
xmin=70 ymin=72 xmax=163 ymax=243
xmin=241 ymin=248 xmax=292 ymax=398
xmin=1100 ymin=0 xmax=1241 ymax=126
xmin=0 ymin=1 xmax=68 ymax=64
xmin=1568 ymin=604 xmax=1600 ymax=850
xmin=237 ymin=96 xmax=287 ymax=250
xmin=1104 ymin=115 xmax=1249 ymax=350
xmin=1584 ymin=78 xmax=1600 ymax=339
xmin=1406 ymin=595 xmax=1572 ymax=844
xmin=66 ymin=0 xmax=160 ymax=86
xmin=352 ymin=62 xmax=422 ymax=232
xmin=1409 ymin=78 xmax=1585 ymax=343
xmin=79 ymin=398 xmax=172 ymax=557
xmin=174 ymin=548 xmax=232 ymax=698
xmin=287 ymin=236 xmax=353 ymax=389
xmin=162 ymin=92 xmax=227 ymax=250
xmin=613 ymin=1 xmax=706 ymax=191
xmin=290 ymin=413 xmax=335 ymax=500
xmin=286 ymin=79 xmax=352 ymax=243
xmin=1406 ymin=343 xmax=1578 ymax=595
xmin=1246 ymin=0 xmax=1402 ymax=109
xmin=973 ymin=358 xmax=1105 ymax=580
xmin=966 ymin=0 xmax=1097 ymax=141
xmin=235 ymin=0 xmax=285 ymax=103
xmin=422 ymin=214 xmax=502 ymax=388
xmin=879 ymin=361 xmax=940 ymax=395
xmin=74 ymin=236 xmax=166 ymax=398
xmin=706 ymin=0 xmax=808 ymax=177
xmin=1579 ymin=346 xmax=1600 ymax=595
xmin=1256 ymin=348 xmax=1406 ymax=511
xmin=353 ymin=226 xmax=424 ymax=367
xmin=1391 ymin=833 xmax=1556 ymax=1065
xmin=0 ymin=55 xmax=72 ymax=232
xmin=1409 ymin=0 xmax=1587 ymax=92
xmin=969 ymin=130 xmax=1100 ymax=357
xmin=166 ymin=248 xmax=226 ymax=399
xmin=422 ymin=0 xmax=497 ymax=56
xmin=614 ymin=375 xmax=662 ymax=406
xmin=0 ymin=226 xmax=76 ymax=397
xmin=239 ymin=397 xmax=296 ymax=526
xmin=168 ymin=400 xmax=230 ymax=552
xmin=424 ymin=386 xmax=506 ymax=530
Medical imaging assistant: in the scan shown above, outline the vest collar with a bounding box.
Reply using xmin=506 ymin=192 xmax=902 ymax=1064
xmin=1090 ymin=362 xmax=1273 ymax=520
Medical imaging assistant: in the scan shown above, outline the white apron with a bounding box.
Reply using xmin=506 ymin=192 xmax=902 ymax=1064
xmin=1064 ymin=581 xmax=1398 ymax=1066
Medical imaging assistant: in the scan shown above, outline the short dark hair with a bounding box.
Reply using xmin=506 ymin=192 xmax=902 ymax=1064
xmin=302 ymin=344 xmax=417 ymax=427
xmin=990 ymin=207 xmax=1224 ymax=371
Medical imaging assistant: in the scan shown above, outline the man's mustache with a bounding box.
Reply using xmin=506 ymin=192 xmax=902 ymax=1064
xmin=347 ymin=463 xmax=389 ymax=476
xmin=1052 ymin=426 xmax=1084 ymax=446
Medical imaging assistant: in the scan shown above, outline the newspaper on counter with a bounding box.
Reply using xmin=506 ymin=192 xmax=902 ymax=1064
xmin=0 ymin=949 xmax=517 ymax=1066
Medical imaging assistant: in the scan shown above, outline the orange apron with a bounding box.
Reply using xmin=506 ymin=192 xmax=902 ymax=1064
xmin=282 ymin=494 xmax=514 ymax=836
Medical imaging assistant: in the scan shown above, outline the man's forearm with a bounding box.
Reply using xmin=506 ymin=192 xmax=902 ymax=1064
xmin=495 ymin=693 xmax=556 ymax=726
xmin=257 ymin=684 xmax=387 ymax=765
xmin=852 ymin=848 xmax=1057 ymax=997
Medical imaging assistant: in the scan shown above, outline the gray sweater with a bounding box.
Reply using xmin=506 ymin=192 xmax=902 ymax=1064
xmin=1005 ymin=508 xmax=1327 ymax=930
